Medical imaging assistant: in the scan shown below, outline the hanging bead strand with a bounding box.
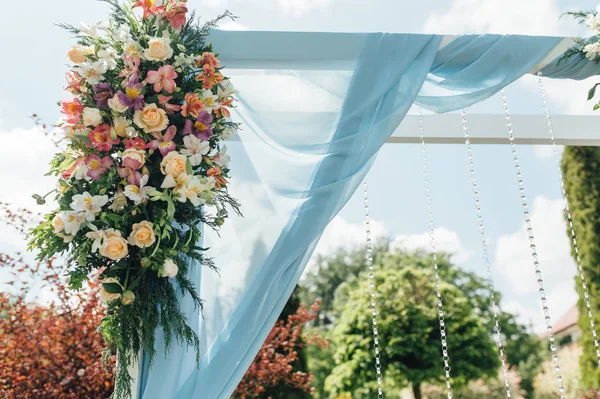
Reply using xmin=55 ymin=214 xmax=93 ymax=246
xmin=363 ymin=180 xmax=384 ymax=399
xmin=537 ymin=72 xmax=600 ymax=370
xmin=461 ymin=109 xmax=512 ymax=398
xmin=418 ymin=108 xmax=454 ymax=399
xmin=500 ymin=89 xmax=566 ymax=398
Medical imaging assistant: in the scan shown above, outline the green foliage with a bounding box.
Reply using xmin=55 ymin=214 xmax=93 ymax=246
xmin=299 ymin=239 xmax=390 ymax=326
xmin=324 ymin=252 xmax=501 ymax=398
xmin=561 ymin=146 xmax=600 ymax=388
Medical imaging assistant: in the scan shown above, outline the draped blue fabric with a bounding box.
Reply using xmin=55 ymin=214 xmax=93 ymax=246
xmin=138 ymin=33 xmax=595 ymax=399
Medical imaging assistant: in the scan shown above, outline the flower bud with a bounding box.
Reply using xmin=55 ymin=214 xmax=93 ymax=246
xmin=121 ymin=290 xmax=135 ymax=305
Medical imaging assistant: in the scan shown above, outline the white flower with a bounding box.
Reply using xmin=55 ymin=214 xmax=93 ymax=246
xmin=109 ymin=191 xmax=128 ymax=212
xmin=144 ymin=37 xmax=174 ymax=61
xmin=217 ymin=80 xmax=236 ymax=99
xmin=111 ymin=116 xmax=136 ymax=138
xmin=99 ymin=277 xmax=122 ymax=302
xmin=78 ymin=62 xmax=107 ymax=85
xmin=199 ymin=89 xmax=221 ymax=111
xmin=220 ymin=126 xmax=236 ymax=141
xmin=165 ymin=173 xmax=211 ymax=206
xmin=111 ymin=23 xmax=130 ymax=43
xmin=70 ymin=192 xmax=109 ymax=221
xmin=123 ymin=40 xmax=140 ymax=57
xmin=85 ymin=224 xmax=106 ymax=253
xmin=213 ymin=145 xmax=231 ymax=168
xmin=61 ymin=211 xmax=86 ymax=236
xmin=586 ymin=8 xmax=600 ymax=32
xmin=160 ymin=259 xmax=179 ymax=278
xmin=79 ymin=20 xmax=108 ymax=38
xmin=181 ymin=135 xmax=210 ymax=166
xmin=73 ymin=161 xmax=92 ymax=181
xmin=108 ymin=94 xmax=129 ymax=113
xmin=82 ymin=107 xmax=103 ymax=127
xmin=584 ymin=42 xmax=600 ymax=60
xmin=124 ymin=175 xmax=153 ymax=205
xmin=97 ymin=48 xmax=118 ymax=70
xmin=174 ymin=53 xmax=194 ymax=67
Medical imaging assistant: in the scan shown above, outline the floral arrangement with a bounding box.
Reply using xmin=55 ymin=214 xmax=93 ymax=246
xmin=28 ymin=1 xmax=240 ymax=397
xmin=564 ymin=6 xmax=600 ymax=108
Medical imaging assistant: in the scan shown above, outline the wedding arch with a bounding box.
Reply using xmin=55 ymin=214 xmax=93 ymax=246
xmin=118 ymin=30 xmax=599 ymax=398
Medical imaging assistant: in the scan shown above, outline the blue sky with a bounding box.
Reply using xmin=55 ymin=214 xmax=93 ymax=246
xmin=1 ymin=0 xmax=599 ymax=332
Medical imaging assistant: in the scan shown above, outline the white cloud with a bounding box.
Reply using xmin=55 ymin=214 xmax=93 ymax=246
xmin=314 ymin=216 xmax=387 ymax=257
xmin=277 ymin=0 xmax=333 ymax=16
xmin=390 ymin=226 xmax=474 ymax=264
xmin=494 ymin=196 xmax=576 ymax=294
xmin=519 ymin=74 xmax=597 ymax=116
xmin=0 ymin=128 xmax=57 ymax=208
xmin=220 ymin=20 xmax=248 ymax=30
xmin=423 ymin=0 xmax=568 ymax=35
xmin=533 ymin=144 xmax=558 ymax=160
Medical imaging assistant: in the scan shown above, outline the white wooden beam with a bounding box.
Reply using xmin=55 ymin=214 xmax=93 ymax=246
xmin=226 ymin=114 xmax=600 ymax=146
xmin=209 ymin=30 xmax=575 ymax=72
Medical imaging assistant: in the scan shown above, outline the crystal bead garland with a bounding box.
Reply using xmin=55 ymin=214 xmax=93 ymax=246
xmin=418 ymin=108 xmax=454 ymax=399
xmin=500 ymin=89 xmax=566 ymax=398
xmin=537 ymin=72 xmax=600 ymax=370
xmin=363 ymin=180 xmax=384 ymax=399
xmin=460 ymin=109 xmax=512 ymax=398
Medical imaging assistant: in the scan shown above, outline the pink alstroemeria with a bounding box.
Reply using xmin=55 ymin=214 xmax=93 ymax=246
xmin=119 ymin=54 xmax=141 ymax=80
xmin=118 ymin=158 xmax=143 ymax=186
xmin=158 ymin=95 xmax=182 ymax=115
xmin=85 ymin=154 xmax=113 ymax=180
xmin=89 ymin=124 xmax=120 ymax=152
xmin=117 ymin=74 xmax=145 ymax=110
xmin=165 ymin=2 xmax=187 ymax=29
xmin=146 ymin=65 xmax=178 ymax=93
xmin=60 ymin=98 xmax=85 ymax=124
xmin=125 ymin=137 xmax=147 ymax=150
xmin=65 ymin=71 xmax=83 ymax=93
xmin=147 ymin=125 xmax=177 ymax=156
xmin=132 ymin=0 xmax=165 ymax=18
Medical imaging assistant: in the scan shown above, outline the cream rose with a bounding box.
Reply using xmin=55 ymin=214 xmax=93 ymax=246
xmin=122 ymin=148 xmax=146 ymax=168
xmin=99 ymin=277 xmax=122 ymax=302
xmin=83 ymin=107 xmax=103 ymax=127
xmin=133 ymin=103 xmax=169 ymax=133
xmin=99 ymin=231 xmax=129 ymax=260
xmin=128 ymin=221 xmax=156 ymax=248
xmin=160 ymin=151 xmax=187 ymax=179
xmin=67 ymin=45 xmax=89 ymax=64
xmin=160 ymin=259 xmax=179 ymax=278
xmin=52 ymin=214 xmax=65 ymax=233
xmin=144 ymin=37 xmax=173 ymax=61
xmin=108 ymin=94 xmax=129 ymax=113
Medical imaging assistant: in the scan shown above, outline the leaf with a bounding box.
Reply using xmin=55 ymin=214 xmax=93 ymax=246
xmin=588 ymin=83 xmax=600 ymax=100
xmin=57 ymin=157 xmax=76 ymax=173
xmin=75 ymin=135 xmax=92 ymax=146
xmin=102 ymin=282 xmax=123 ymax=294
xmin=167 ymin=199 xmax=176 ymax=219
xmin=594 ymin=103 xmax=600 ymax=111
xmin=186 ymin=159 xmax=194 ymax=175
xmin=105 ymin=213 xmax=122 ymax=222
xmin=127 ymin=277 xmax=140 ymax=291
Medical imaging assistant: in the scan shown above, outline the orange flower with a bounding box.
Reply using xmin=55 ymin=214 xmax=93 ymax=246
xmin=198 ymin=52 xmax=220 ymax=68
xmin=181 ymin=93 xmax=205 ymax=118
xmin=215 ymin=97 xmax=233 ymax=119
xmin=207 ymin=167 xmax=227 ymax=189
xmin=195 ymin=64 xmax=223 ymax=90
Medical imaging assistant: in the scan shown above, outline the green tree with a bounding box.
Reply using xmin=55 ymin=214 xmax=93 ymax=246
xmin=299 ymin=239 xmax=390 ymax=326
xmin=325 ymin=253 xmax=500 ymax=399
xmin=562 ymin=146 xmax=600 ymax=388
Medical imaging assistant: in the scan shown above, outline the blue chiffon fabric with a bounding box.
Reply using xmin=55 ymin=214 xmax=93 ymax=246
xmin=138 ymin=33 xmax=600 ymax=399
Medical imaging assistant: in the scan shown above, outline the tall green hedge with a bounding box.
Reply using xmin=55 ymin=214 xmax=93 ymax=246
xmin=561 ymin=146 xmax=600 ymax=388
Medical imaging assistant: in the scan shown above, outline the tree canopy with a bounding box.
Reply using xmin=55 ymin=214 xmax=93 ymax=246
xmin=324 ymin=253 xmax=501 ymax=398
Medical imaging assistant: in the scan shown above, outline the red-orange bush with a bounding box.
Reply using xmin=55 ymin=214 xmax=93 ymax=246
xmin=0 ymin=202 xmax=114 ymax=398
xmin=234 ymin=301 xmax=327 ymax=399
